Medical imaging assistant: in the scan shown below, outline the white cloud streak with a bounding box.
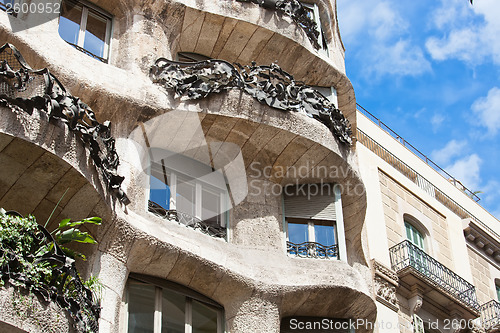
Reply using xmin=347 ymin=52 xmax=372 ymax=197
xmin=471 ymin=87 xmax=500 ymax=136
xmin=337 ymin=0 xmax=431 ymax=77
xmin=426 ymin=0 xmax=500 ymax=65
xmin=431 ymin=139 xmax=467 ymax=165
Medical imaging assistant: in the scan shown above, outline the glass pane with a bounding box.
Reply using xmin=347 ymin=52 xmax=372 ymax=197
xmin=192 ymin=300 xmax=218 ymax=333
xmin=202 ymin=187 xmax=221 ymax=226
xmin=496 ymin=284 xmax=500 ymax=301
xmin=150 ymin=175 xmax=170 ymax=210
xmin=314 ymin=224 xmax=335 ymax=247
xmin=162 ymin=290 xmax=186 ymax=333
xmin=83 ymin=9 xmax=107 ymax=58
xmin=58 ymin=1 xmax=82 ymax=45
xmin=405 ymin=222 xmax=412 ymax=241
xmin=288 ymin=222 xmax=308 ymax=244
xmin=177 ymin=178 xmax=195 ymax=218
xmin=128 ymin=282 xmax=155 ymax=333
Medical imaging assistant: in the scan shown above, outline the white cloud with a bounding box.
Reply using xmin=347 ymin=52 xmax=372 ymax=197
xmin=445 ymin=154 xmax=482 ymax=191
xmin=426 ymin=0 xmax=500 ymax=65
xmin=471 ymin=87 xmax=500 ymax=136
xmin=338 ymin=0 xmax=430 ymax=77
xmin=430 ymin=113 xmax=445 ymax=131
xmin=366 ymin=40 xmax=431 ymax=77
xmin=431 ymin=139 xmax=467 ymax=165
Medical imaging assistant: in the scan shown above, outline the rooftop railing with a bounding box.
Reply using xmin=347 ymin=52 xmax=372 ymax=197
xmin=389 ymin=240 xmax=480 ymax=312
xmin=357 ymin=125 xmax=500 ymax=242
xmin=481 ymin=300 xmax=500 ymax=330
xmin=357 ymin=104 xmax=480 ymax=202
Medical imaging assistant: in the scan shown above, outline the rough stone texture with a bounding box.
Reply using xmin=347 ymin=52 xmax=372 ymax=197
xmin=467 ymin=247 xmax=495 ymax=304
xmin=0 ymin=0 xmax=377 ymax=331
xmin=0 ymin=286 xmax=75 ymax=333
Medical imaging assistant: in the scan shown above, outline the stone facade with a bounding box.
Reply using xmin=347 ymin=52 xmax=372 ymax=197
xmin=1 ymin=0 xmax=500 ymax=332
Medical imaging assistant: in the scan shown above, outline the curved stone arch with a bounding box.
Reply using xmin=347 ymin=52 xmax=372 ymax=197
xmin=0 ymin=106 xmax=113 ymax=230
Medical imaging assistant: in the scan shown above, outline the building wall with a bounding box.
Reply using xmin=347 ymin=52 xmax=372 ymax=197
xmin=379 ymin=170 xmax=453 ymax=269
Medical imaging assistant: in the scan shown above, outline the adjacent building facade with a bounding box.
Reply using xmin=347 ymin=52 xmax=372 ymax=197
xmin=0 ymin=0 xmax=498 ymax=333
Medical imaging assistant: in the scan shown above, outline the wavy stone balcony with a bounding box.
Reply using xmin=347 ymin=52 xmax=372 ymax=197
xmin=390 ymin=240 xmax=480 ymax=318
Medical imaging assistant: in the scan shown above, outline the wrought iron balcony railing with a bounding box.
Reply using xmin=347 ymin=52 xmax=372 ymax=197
xmin=148 ymin=200 xmax=227 ymax=239
xmin=481 ymin=300 xmax=500 ymax=330
xmin=287 ymin=241 xmax=338 ymax=259
xmin=389 ymin=240 xmax=480 ymax=312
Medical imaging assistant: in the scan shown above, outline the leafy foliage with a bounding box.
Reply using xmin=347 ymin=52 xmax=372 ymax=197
xmin=0 ymin=208 xmax=101 ymax=332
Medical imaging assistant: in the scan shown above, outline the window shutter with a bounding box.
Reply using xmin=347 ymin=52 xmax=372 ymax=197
xmin=284 ymin=186 xmax=336 ymax=221
xmin=413 ymin=314 xmax=424 ymax=333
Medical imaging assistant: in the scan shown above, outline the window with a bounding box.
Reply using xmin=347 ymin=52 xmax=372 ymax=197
xmin=311 ymin=86 xmax=338 ymax=106
xmin=126 ymin=276 xmax=224 ymax=333
xmin=405 ymin=221 xmax=425 ymax=251
xmin=58 ymin=0 xmax=111 ymax=62
xmin=405 ymin=220 xmax=427 ymax=272
xmin=149 ymin=153 xmax=229 ymax=239
xmin=496 ymin=283 xmax=500 ymax=302
xmin=301 ymin=2 xmax=328 ymax=55
xmin=284 ymin=183 xmax=346 ymax=260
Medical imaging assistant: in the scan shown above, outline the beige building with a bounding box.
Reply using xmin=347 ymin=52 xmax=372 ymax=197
xmin=0 ymin=0 xmax=498 ymax=333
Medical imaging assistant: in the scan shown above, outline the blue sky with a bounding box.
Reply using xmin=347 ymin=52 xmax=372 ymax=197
xmin=337 ymin=0 xmax=500 ymax=218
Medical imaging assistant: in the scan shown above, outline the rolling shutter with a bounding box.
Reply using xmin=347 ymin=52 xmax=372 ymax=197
xmin=284 ymin=186 xmax=336 ymax=221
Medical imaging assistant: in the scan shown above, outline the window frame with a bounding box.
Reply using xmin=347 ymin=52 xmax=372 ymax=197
xmin=404 ymin=220 xmax=425 ymax=251
xmin=149 ymin=160 xmax=230 ymax=236
xmin=283 ymin=184 xmax=347 ymax=261
xmin=58 ymin=0 xmax=112 ymax=62
xmin=125 ymin=274 xmax=225 ymax=333
xmin=301 ymin=2 xmax=329 ymax=55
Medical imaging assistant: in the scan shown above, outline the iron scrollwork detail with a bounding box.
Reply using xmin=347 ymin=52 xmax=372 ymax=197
xmin=287 ymin=241 xmax=338 ymax=259
xmin=237 ymin=0 xmax=321 ymax=49
xmin=150 ymin=58 xmax=352 ymax=145
xmin=0 ymin=43 xmax=129 ymax=204
xmin=148 ymin=200 xmax=227 ymax=239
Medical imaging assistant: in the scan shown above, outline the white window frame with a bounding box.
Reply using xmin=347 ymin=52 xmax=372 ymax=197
xmin=124 ymin=278 xmax=225 ymax=333
xmin=302 ymin=2 xmax=329 ymax=56
xmin=283 ymin=184 xmax=347 ymax=261
xmin=59 ymin=0 xmax=112 ymax=61
xmin=149 ymin=163 xmax=229 ymax=235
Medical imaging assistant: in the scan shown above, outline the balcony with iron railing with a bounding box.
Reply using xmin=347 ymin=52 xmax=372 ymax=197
xmin=481 ymin=300 xmax=500 ymax=331
xmin=389 ymin=240 xmax=480 ymax=318
xmin=287 ymin=241 xmax=338 ymax=259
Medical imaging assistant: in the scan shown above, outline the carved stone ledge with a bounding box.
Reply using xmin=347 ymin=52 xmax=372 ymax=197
xmin=463 ymin=218 xmax=500 ymax=264
xmin=372 ymin=259 xmax=399 ymax=312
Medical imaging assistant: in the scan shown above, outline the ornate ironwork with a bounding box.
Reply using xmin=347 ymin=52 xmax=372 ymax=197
xmin=148 ymin=200 xmax=227 ymax=239
xmin=0 ymin=211 xmax=100 ymax=332
xmin=150 ymin=59 xmax=352 ymax=145
xmin=237 ymin=0 xmax=321 ymax=49
xmin=481 ymin=300 xmax=500 ymax=330
xmin=389 ymin=240 xmax=480 ymax=311
xmin=287 ymin=241 xmax=338 ymax=259
xmin=0 ymin=43 xmax=129 ymax=204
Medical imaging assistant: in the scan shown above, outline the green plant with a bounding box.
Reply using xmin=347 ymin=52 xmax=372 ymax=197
xmin=0 ymin=208 xmax=102 ymax=332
